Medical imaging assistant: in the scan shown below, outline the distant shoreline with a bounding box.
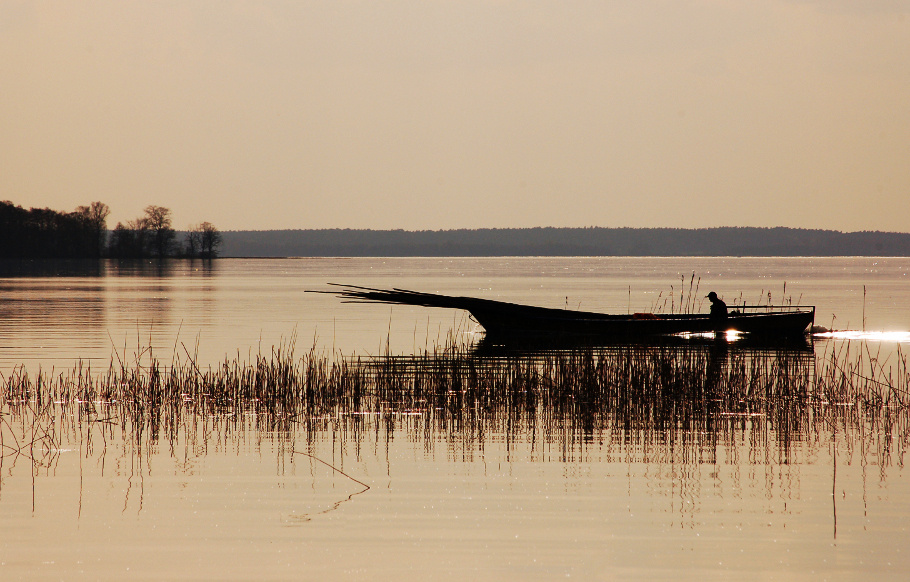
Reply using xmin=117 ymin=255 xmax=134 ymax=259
xmin=212 ymin=255 xmax=904 ymax=260
xmin=219 ymin=227 xmax=910 ymax=258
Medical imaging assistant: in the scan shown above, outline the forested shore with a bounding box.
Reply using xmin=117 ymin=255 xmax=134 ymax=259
xmin=4 ymin=200 xmax=909 ymax=259
xmin=220 ymin=227 xmax=910 ymax=257
xmin=1 ymin=201 xmax=221 ymax=259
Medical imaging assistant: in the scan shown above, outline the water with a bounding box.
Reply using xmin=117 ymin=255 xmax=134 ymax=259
xmin=2 ymin=257 xmax=908 ymax=371
xmin=1 ymin=257 xmax=909 ymax=581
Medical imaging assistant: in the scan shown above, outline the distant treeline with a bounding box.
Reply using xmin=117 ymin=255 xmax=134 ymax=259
xmin=6 ymin=200 xmax=906 ymax=258
xmin=0 ymin=200 xmax=221 ymax=259
xmin=1 ymin=200 xmax=109 ymax=258
xmin=221 ymin=227 xmax=910 ymax=257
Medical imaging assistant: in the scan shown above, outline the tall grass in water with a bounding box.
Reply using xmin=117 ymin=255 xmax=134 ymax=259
xmin=2 ymin=339 xmax=908 ymax=474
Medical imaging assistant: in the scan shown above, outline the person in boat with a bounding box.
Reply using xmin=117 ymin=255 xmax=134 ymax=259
xmin=706 ymin=291 xmax=728 ymax=330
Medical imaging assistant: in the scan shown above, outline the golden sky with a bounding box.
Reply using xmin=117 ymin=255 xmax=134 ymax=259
xmin=2 ymin=1 xmax=908 ymax=231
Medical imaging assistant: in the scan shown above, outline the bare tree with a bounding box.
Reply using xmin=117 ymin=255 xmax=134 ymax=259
xmin=74 ymin=201 xmax=110 ymax=225
xmin=185 ymin=226 xmax=202 ymax=258
xmin=109 ymin=217 xmax=149 ymax=258
xmin=199 ymin=222 xmax=222 ymax=258
xmin=187 ymin=222 xmax=221 ymax=259
xmin=74 ymin=201 xmax=110 ymax=256
xmin=143 ymin=205 xmax=175 ymax=258
xmin=185 ymin=222 xmax=221 ymax=258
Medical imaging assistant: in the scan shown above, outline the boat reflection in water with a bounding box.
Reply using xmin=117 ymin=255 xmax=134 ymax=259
xmin=470 ymin=327 xmax=817 ymax=356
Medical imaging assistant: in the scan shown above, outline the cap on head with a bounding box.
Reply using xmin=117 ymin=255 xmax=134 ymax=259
xmin=707 ymin=291 xmax=718 ymax=300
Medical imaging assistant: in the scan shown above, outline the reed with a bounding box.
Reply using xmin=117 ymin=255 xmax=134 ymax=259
xmin=2 ymin=339 xmax=909 ymax=467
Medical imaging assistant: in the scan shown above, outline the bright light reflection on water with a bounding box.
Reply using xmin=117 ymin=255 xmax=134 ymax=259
xmin=677 ymin=330 xmax=745 ymax=341
xmin=815 ymin=330 xmax=910 ymax=342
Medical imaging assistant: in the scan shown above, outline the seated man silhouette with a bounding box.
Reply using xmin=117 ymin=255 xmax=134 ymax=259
xmin=706 ymin=291 xmax=728 ymax=331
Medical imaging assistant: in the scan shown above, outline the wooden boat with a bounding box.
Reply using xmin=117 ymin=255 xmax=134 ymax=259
xmin=319 ymin=285 xmax=816 ymax=342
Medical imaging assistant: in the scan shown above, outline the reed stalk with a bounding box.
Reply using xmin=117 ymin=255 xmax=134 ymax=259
xmin=2 ymin=339 xmax=908 ymax=471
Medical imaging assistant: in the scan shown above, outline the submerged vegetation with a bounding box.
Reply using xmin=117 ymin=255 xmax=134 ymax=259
xmin=3 ymin=339 xmax=909 ymax=476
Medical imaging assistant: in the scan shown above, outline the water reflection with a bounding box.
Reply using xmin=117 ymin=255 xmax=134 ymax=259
xmin=817 ymin=330 xmax=910 ymax=342
xmin=105 ymin=258 xmax=217 ymax=278
xmin=0 ymin=257 xmax=219 ymax=278
xmin=0 ymin=259 xmax=224 ymax=371
xmin=0 ymin=280 xmax=108 ymax=363
xmin=0 ymin=258 xmax=106 ymax=277
xmin=3 ymin=344 xmax=904 ymax=523
xmin=473 ymin=330 xmax=817 ymax=355
xmin=3 ymin=341 xmax=909 ymax=580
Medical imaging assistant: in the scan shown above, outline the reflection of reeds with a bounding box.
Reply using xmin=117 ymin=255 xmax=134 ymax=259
xmin=5 ymin=340 xmax=908 ymax=523
xmin=2 ymin=341 xmax=909 ymax=476
xmin=3 ymin=341 xmax=908 ymax=434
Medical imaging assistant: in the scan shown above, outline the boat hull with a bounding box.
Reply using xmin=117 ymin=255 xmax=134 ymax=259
xmin=318 ymin=285 xmax=815 ymax=343
xmin=467 ymin=303 xmax=815 ymax=341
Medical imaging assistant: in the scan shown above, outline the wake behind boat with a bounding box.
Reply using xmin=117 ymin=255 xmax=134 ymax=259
xmin=316 ymin=285 xmax=816 ymax=342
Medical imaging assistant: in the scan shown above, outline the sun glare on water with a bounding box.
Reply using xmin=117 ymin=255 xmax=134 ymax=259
xmin=678 ymin=330 xmax=745 ymax=341
xmin=815 ymin=330 xmax=910 ymax=342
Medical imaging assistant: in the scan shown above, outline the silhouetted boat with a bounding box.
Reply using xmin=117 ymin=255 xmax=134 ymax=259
xmin=318 ymin=285 xmax=816 ymax=342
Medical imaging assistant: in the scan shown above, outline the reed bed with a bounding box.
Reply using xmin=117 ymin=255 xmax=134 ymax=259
xmin=2 ymin=339 xmax=909 ymax=473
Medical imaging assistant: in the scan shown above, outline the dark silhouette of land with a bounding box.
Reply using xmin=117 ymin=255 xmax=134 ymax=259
xmin=1 ymin=200 xmax=221 ymax=259
xmin=3 ymin=198 xmax=907 ymax=259
xmin=219 ymin=227 xmax=910 ymax=257
xmin=1 ymin=200 xmax=109 ymax=258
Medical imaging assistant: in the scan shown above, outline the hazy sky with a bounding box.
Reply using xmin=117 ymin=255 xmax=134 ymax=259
xmin=2 ymin=1 xmax=908 ymax=231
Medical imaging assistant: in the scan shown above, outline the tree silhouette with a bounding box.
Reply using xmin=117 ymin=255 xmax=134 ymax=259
xmin=184 ymin=222 xmax=222 ymax=258
xmin=143 ymin=205 xmax=176 ymax=258
xmin=185 ymin=227 xmax=201 ymax=258
xmin=199 ymin=222 xmax=222 ymax=258
xmin=74 ymin=201 xmax=110 ymax=257
xmin=1 ymin=200 xmax=111 ymax=258
xmin=109 ymin=218 xmax=148 ymax=258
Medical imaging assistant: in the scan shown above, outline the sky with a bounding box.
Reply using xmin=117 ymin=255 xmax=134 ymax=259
xmin=2 ymin=1 xmax=908 ymax=232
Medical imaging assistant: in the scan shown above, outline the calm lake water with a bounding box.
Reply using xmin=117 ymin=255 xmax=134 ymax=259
xmin=2 ymin=256 xmax=909 ymax=371
xmin=2 ymin=257 xmax=909 ymax=580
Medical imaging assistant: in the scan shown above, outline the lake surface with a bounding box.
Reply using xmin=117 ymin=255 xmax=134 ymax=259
xmin=2 ymin=256 xmax=909 ymax=371
xmin=2 ymin=257 xmax=909 ymax=580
